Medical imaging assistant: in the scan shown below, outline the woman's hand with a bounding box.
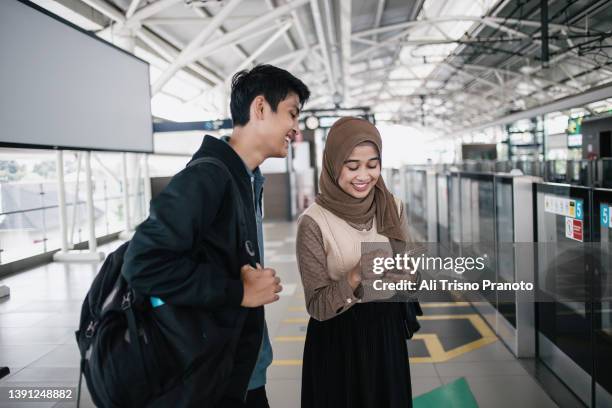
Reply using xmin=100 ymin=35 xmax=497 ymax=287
xmin=347 ymin=248 xmax=392 ymax=290
xmin=360 ymin=248 xmax=392 ymax=280
xmin=347 ymin=263 xmax=362 ymax=290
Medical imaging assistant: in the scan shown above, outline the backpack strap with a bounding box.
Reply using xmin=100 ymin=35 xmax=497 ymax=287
xmin=76 ymin=361 xmax=84 ymax=408
xmin=187 ymin=157 xmax=255 ymax=267
xmin=185 ymin=156 xmax=256 ymax=346
xmin=148 ymin=156 xmax=256 ymax=312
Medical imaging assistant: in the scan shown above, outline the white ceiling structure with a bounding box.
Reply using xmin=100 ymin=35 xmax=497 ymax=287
xmin=32 ymin=0 xmax=612 ymax=132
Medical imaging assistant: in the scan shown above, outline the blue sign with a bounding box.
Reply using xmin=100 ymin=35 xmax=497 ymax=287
xmin=576 ymin=200 xmax=583 ymax=221
xmin=602 ymin=203 xmax=610 ymax=228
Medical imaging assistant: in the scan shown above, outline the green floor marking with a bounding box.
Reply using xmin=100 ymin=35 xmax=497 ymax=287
xmin=413 ymin=378 xmax=478 ymax=408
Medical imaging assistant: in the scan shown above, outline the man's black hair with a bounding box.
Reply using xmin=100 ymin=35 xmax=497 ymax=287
xmin=230 ymin=64 xmax=310 ymax=126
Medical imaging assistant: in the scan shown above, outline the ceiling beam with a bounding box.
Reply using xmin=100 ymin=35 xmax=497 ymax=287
xmin=79 ymin=0 xmax=124 ymax=22
xmin=136 ymin=28 xmax=221 ymax=86
xmin=265 ymin=0 xmax=298 ymax=51
xmin=373 ymin=0 xmax=386 ymax=42
xmin=456 ymin=81 xmax=612 ymax=134
xmin=180 ymin=0 xmax=308 ymax=65
xmin=141 ymin=25 xmax=224 ymax=84
xmin=125 ymin=0 xmax=141 ymax=19
xmin=190 ymin=5 xmax=248 ymax=63
xmin=188 ymin=20 xmax=294 ymax=105
xmin=352 ymin=16 xmax=585 ymax=39
xmin=81 ymin=0 xmax=222 ymax=87
xmin=309 ymin=0 xmax=336 ymax=94
xmin=143 ymin=17 xmax=209 ymax=25
xmin=124 ymin=0 xmax=181 ymax=29
xmin=322 ymin=0 xmax=341 ymax=91
xmin=152 ymin=0 xmax=245 ymax=94
xmin=268 ymin=47 xmax=311 ymax=66
xmin=231 ymin=20 xmax=294 ymax=76
xmin=479 ymin=18 xmax=528 ymax=38
xmin=52 ymin=0 xmax=109 ymax=28
xmin=340 ymin=0 xmax=351 ymax=105
xmin=460 ymin=62 xmax=582 ymax=93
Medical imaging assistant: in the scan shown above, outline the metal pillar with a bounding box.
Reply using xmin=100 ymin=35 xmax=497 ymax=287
xmin=56 ymin=150 xmax=69 ymax=251
xmin=84 ymin=152 xmax=97 ymax=253
xmin=69 ymin=152 xmax=83 ymax=245
xmin=121 ymin=153 xmax=132 ymax=230
xmin=143 ymin=154 xmax=151 ymax=214
xmin=54 ymin=151 xmax=104 ymax=262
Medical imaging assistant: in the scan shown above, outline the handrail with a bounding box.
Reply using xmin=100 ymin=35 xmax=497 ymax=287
xmin=0 ymin=193 xmax=142 ymax=218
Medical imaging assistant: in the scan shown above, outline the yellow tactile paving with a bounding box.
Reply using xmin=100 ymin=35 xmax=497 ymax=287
xmin=420 ymin=302 xmax=470 ymax=308
xmin=273 ymin=311 xmax=498 ymax=365
xmin=282 ymin=318 xmax=309 ymax=324
xmin=271 ymin=360 xmax=303 ymax=366
xmin=275 ymin=336 xmax=307 ymax=342
xmin=287 ymin=302 xmax=471 ymax=313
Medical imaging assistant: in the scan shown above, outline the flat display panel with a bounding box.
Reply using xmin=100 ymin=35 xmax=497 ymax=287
xmin=0 ymin=1 xmax=153 ymax=153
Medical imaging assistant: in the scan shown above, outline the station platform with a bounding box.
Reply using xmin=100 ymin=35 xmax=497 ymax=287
xmin=0 ymin=221 xmax=571 ymax=408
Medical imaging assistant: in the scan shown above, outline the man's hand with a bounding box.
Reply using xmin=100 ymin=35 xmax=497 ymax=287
xmin=240 ymin=263 xmax=282 ymax=307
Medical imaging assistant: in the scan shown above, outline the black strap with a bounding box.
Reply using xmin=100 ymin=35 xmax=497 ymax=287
xmin=187 ymin=157 xmax=245 ymax=225
xmin=76 ymin=360 xmax=83 ymax=408
xmin=123 ymin=291 xmax=151 ymax=390
xmin=187 ymin=157 xmax=255 ymax=267
xmin=186 ymin=156 xmax=255 ymax=341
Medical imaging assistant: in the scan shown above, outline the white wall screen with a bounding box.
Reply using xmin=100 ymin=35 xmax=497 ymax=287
xmin=0 ymin=0 xmax=153 ymax=153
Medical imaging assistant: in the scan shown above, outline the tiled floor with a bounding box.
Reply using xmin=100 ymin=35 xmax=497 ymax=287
xmin=0 ymin=222 xmax=560 ymax=407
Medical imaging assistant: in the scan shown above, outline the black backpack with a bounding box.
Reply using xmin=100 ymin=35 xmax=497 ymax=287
xmin=75 ymin=241 xmax=171 ymax=407
xmin=75 ymin=157 xmax=252 ymax=407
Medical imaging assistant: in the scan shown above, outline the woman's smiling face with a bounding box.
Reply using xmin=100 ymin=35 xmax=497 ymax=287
xmin=337 ymin=142 xmax=381 ymax=199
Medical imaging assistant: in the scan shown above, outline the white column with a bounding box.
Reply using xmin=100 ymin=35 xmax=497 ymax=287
xmin=122 ymin=152 xmax=132 ymax=232
xmin=143 ymin=154 xmax=151 ymax=215
xmin=56 ymin=150 xmax=69 ymax=251
xmin=84 ymin=152 xmax=97 ymax=252
xmin=69 ymin=153 xmax=83 ymax=246
xmin=54 ymin=152 xmax=104 ymax=262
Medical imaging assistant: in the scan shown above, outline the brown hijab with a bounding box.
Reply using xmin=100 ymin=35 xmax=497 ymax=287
xmin=315 ymin=117 xmax=407 ymax=242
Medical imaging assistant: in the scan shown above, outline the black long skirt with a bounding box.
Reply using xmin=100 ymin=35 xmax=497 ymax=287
xmin=301 ymin=302 xmax=412 ymax=408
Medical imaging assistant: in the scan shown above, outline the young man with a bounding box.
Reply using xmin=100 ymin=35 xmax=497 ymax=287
xmin=122 ymin=64 xmax=310 ymax=407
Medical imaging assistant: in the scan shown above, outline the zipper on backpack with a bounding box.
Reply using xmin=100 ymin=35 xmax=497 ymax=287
xmin=85 ymin=320 xmax=97 ymax=338
xmin=121 ymin=292 xmax=132 ymax=310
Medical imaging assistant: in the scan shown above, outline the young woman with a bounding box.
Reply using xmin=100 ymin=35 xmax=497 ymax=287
xmin=296 ymin=117 xmax=415 ymax=408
